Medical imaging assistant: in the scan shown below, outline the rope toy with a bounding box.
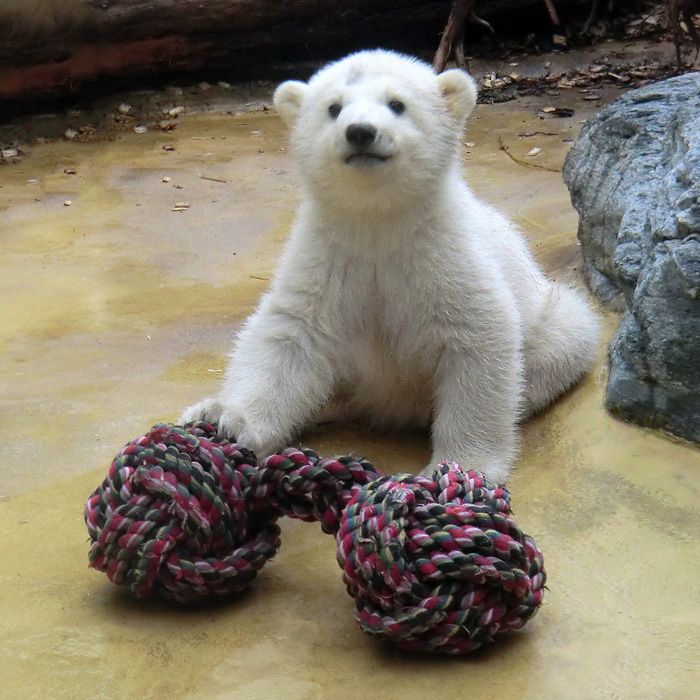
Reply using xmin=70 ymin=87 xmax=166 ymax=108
xmin=85 ymin=422 xmax=545 ymax=654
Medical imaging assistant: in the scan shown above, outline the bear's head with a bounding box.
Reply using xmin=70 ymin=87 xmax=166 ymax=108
xmin=274 ymin=50 xmax=477 ymax=215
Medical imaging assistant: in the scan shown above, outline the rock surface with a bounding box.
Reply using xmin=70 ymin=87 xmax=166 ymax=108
xmin=563 ymin=73 xmax=700 ymax=443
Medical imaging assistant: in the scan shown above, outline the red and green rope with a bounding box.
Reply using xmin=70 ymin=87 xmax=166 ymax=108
xmin=85 ymin=422 xmax=545 ymax=654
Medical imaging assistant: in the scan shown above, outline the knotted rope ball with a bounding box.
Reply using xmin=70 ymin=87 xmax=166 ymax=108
xmin=85 ymin=422 xmax=545 ymax=654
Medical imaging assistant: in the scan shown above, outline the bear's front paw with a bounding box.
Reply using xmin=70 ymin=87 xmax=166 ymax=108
xmin=218 ymin=408 xmax=281 ymax=458
xmin=179 ymin=397 xmax=224 ymax=426
xmin=180 ymin=399 xmax=281 ymax=457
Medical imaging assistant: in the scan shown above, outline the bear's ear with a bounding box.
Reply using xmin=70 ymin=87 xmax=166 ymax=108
xmin=436 ymin=69 xmax=477 ymax=128
xmin=273 ymin=80 xmax=309 ymax=127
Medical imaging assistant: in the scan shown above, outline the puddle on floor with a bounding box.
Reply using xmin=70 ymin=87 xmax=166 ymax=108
xmin=1 ymin=90 xmax=699 ymax=700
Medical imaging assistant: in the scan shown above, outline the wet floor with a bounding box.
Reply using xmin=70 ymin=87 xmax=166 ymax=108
xmin=1 ymin=87 xmax=699 ymax=700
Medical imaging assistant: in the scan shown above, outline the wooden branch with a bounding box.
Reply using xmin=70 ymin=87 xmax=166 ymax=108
xmin=542 ymin=0 xmax=562 ymax=27
xmin=580 ymin=0 xmax=600 ymax=35
xmin=433 ymin=0 xmax=472 ymax=73
xmin=666 ymin=0 xmax=700 ymax=70
xmin=433 ymin=0 xmax=494 ymax=74
xmin=667 ymin=0 xmax=684 ymax=69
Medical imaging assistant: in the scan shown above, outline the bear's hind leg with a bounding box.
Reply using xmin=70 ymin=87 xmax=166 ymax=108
xmin=522 ymin=284 xmax=600 ymax=417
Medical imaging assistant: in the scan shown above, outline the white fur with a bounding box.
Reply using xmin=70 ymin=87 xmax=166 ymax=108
xmin=181 ymin=49 xmax=600 ymax=483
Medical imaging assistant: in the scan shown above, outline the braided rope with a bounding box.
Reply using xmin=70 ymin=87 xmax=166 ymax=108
xmin=85 ymin=423 xmax=545 ymax=653
xmin=337 ymin=466 xmax=545 ymax=653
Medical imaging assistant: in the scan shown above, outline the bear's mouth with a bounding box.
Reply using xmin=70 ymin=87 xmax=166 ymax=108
xmin=344 ymin=152 xmax=392 ymax=168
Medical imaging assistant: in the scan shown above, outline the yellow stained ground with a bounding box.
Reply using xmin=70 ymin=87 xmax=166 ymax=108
xmin=1 ymin=94 xmax=699 ymax=700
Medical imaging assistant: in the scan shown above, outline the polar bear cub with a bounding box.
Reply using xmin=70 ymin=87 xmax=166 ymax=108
xmin=180 ymin=49 xmax=600 ymax=483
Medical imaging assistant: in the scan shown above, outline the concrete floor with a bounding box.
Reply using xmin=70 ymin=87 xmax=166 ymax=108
xmin=1 ymin=81 xmax=699 ymax=700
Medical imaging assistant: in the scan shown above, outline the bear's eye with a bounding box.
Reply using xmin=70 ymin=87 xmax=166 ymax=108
xmin=328 ymin=103 xmax=342 ymax=119
xmin=388 ymin=99 xmax=405 ymax=115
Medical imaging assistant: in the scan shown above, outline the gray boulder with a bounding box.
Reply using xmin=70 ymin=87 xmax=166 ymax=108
xmin=563 ymin=73 xmax=700 ymax=443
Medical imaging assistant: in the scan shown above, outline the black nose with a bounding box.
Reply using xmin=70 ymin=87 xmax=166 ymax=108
xmin=346 ymin=123 xmax=377 ymax=147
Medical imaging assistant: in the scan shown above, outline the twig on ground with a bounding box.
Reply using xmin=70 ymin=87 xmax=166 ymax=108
xmin=498 ymin=134 xmax=562 ymax=172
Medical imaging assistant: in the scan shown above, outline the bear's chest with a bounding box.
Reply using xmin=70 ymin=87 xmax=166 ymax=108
xmin=333 ymin=253 xmax=439 ymax=361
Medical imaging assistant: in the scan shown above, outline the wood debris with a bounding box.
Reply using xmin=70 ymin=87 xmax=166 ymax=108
xmin=538 ymin=107 xmax=575 ymax=118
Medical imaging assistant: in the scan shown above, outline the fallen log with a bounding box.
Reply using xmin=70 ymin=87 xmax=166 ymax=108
xmin=0 ymin=0 xmax=593 ymax=102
